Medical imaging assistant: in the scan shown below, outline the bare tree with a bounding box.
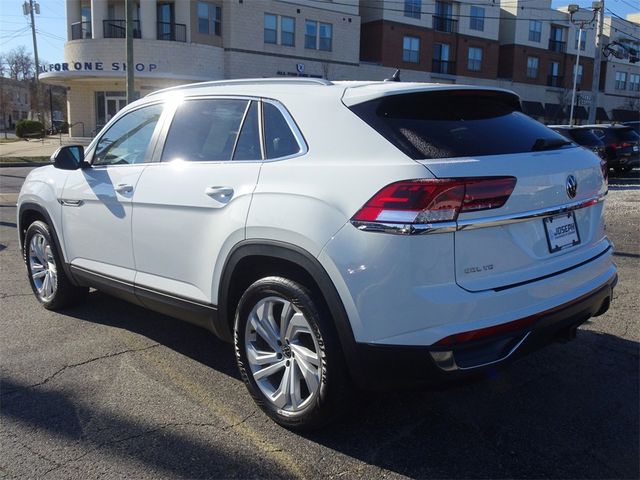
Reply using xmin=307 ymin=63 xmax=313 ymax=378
xmin=5 ymin=46 xmax=35 ymax=81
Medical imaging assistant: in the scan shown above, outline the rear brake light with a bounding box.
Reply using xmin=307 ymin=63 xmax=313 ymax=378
xmin=351 ymin=177 xmax=517 ymax=224
xmin=611 ymin=142 xmax=631 ymax=150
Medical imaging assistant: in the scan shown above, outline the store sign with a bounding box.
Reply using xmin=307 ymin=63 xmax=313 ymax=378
xmin=40 ymin=62 xmax=158 ymax=73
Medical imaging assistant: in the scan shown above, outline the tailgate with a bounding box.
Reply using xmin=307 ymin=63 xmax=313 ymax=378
xmin=418 ymin=148 xmax=608 ymax=291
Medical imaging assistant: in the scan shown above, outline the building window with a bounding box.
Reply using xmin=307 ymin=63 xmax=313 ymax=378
xmin=527 ymin=56 xmax=539 ymax=78
xmin=197 ymin=2 xmax=221 ymax=36
xmin=305 ymin=20 xmax=316 ymax=49
xmin=529 ymin=20 xmax=542 ymax=42
xmin=319 ymin=22 xmax=332 ymax=51
xmin=305 ymin=20 xmax=332 ymax=51
xmin=434 ymin=1 xmax=456 ymax=33
xmin=432 ymin=43 xmax=453 ymax=74
xmin=547 ymin=61 xmax=562 ymax=87
xmin=402 ymin=36 xmax=420 ymax=63
xmin=467 ymin=47 xmax=482 ymax=71
xmin=404 ymin=0 xmax=421 ymax=19
xmin=574 ymin=29 xmax=586 ymax=51
xmin=630 ymin=73 xmax=640 ymax=92
xmin=615 ymin=71 xmax=627 ymax=90
xmin=281 ymin=16 xmax=295 ymax=46
xmin=470 ymin=6 xmax=484 ymax=31
xmin=573 ymin=64 xmax=583 ymax=85
xmin=264 ymin=14 xmax=277 ymax=44
xmin=549 ymin=26 xmax=566 ymax=52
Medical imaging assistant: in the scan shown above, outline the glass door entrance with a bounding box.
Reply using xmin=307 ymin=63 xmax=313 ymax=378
xmin=95 ymin=91 xmax=127 ymax=133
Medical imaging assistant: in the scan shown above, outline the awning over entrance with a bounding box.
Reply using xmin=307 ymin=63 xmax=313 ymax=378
xmin=596 ymin=107 xmax=609 ymax=122
xmin=522 ymin=101 xmax=545 ymax=117
xmin=612 ymin=109 xmax=639 ymax=123
xmin=571 ymin=106 xmax=588 ymax=119
xmin=544 ymin=103 xmax=566 ymax=123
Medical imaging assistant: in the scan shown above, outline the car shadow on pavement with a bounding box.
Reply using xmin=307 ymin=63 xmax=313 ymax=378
xmin=60 ymin=290 xmax=240 ymax=380
xmin=52 ymin=292 xmax=639 ymax=479
xmin=1 ymin=378 xmax=286 ymax=478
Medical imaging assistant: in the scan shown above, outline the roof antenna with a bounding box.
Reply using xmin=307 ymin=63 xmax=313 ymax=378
xmin=384 ymin=69 xmax=401 ymax=82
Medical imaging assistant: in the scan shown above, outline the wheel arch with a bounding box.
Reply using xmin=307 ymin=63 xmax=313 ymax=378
xmin=218 ymin=240 xmax=364 ymax=381
xmin=18 ymin=202 xmax=79 ymax=285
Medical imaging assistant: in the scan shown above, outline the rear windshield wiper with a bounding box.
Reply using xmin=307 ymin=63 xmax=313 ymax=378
xmin=531 ymin=138 xmax=572 ymax=151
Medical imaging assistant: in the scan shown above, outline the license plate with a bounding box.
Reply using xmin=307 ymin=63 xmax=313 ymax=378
xmin=543 ymin=212 xmax=580 ymax=253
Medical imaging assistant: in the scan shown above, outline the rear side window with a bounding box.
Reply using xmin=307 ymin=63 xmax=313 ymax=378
xmin=349 ymin=91 xmax=573 ymax=159
xmin=263 ymin=102 xmax=301 ymax=159
xmin=233 ymin=101 xmax=261 ymax=161
xmin=161 ymin=99 xmax=248 ymax=162
xmin=569 ymin=129 xmax=604 ymax=147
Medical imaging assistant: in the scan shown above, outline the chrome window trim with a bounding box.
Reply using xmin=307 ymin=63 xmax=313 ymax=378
xmin=351 ymin=192 xmax=606 ymax=235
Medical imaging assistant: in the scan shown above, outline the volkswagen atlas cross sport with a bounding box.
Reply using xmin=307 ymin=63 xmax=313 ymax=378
xmin=18 ymin=79 xmax=617 ymax=429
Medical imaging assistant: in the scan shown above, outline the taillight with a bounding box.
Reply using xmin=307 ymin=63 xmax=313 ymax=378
xmin=611 ymin=142 xmax=631 ymax=150
xmin=351 ymin=177 xmax=517 ymax=224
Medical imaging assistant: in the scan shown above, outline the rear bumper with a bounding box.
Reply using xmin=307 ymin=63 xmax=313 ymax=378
xmin=351 ymin=272 xmax=617 ymax=390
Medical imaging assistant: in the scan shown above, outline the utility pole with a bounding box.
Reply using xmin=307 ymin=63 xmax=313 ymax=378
xmin=126 ymin=0 xmax=135 ymax=104
xmin=588 ymin=0 xmax=605 ymax=124
xmin=25 ymin=0 xmax=43 ymax=128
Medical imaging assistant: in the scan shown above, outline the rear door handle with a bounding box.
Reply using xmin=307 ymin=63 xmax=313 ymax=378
xmin=115 ymin=183 xmax=134 ymax=194
xmin=205 ymin=186 xmax=234 ymax=203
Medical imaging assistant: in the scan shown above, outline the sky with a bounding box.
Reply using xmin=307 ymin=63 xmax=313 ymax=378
xmin=0 ymin=0 xmax=638 ymax=67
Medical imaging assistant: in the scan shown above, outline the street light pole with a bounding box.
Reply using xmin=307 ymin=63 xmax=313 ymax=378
xmin=568 ymin=2 xmax=601 ymax=126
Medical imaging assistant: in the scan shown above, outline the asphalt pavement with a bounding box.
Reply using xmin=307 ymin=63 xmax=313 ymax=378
xmin=1 ymin=167 xmax=638 ymax=479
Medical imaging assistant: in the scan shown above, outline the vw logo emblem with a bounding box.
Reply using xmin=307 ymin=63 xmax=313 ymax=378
xmin=566 ymin=175 xmax=578 ymax=199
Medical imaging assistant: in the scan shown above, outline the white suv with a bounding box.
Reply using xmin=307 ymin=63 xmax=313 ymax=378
xmin=18 ymin=79 xmax=617 ymax=429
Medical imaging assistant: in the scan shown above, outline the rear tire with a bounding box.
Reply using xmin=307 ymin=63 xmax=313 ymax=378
xmin=24 ymin=220 xmax=88 ymax=310
xmin=234 ymin=276 xmax=351 ymax=430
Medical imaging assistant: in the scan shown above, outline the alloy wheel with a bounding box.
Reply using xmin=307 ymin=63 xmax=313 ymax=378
xmin=28 ymin=232 xmax=58 ymax=302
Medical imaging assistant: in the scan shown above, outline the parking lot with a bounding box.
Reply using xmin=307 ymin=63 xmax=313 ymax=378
xmin=1 ymin=166 xmax=638 ymax=479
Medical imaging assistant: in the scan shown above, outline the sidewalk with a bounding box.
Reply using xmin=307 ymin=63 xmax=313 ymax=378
xmin=0 ymin=136 xmax=91 ymax=166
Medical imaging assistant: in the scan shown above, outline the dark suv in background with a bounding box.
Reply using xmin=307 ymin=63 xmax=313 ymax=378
xmin=549 ymin=125 xmax=606 ymax=160
xmin=584 ymin=124 xmax=640 ymax=174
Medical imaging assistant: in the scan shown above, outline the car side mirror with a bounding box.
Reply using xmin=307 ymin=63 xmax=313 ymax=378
xmin=51 ymin=145 xmax=88 ymax=170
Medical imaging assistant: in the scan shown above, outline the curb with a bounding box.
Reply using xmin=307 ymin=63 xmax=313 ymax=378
xmin=0 ymin=162 xmax=49 ymax=168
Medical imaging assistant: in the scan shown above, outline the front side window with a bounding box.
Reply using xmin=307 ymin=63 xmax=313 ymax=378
xmin=529 ymin=20 xmax=542 ymax=42
xmin=470 ymin=6 xmax=484 ymax=31
xmin=263 ymin=102 xmax=301 ymax=159
xmin=319 ymin=22 xmax=332 ymax=51
xmin=281 ymin=16 xmax=295 ymax=46
xmin=305 ymin=20 xmax=317 ymax=49
xmin=615 ymin=71 xmax=627 ymax=90
xmin=197 ymin=2 xmax=221 ymax=35
xmin=93 ymin=104 xmax=163 ymax=166
xmin=527 ymin=56 xmax=539 ymax=78
xmin=467 ymin=47 xmax=482 ymax=71
xmin=402 ymin=36 xmax=420 ymax=63
xmin=161 ymin=99 xmax=248 ymax=162
xmin=264 ymin=13 xmax=277 ymax=44
xmin=404 ymin=0 xmax=421 ymax=19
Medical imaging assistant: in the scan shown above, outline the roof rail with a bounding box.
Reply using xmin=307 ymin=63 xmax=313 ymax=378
xmin=147 ymin=77 xmax=333 ymax=97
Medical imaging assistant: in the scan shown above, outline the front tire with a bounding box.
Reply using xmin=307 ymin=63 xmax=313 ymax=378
xmin=24 ymin=220 xmax=88 ymax=310
xmin=234 ymin=276 xmax=350 ymax=430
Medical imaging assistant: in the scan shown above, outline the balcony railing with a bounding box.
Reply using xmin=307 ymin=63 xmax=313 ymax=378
xmin=432 ymin=59 xmax=456 ymax=74
xmin=157 ymin=22 xmax=186 ymax=42
xmin=104 ymin=19 xmax=141 ymax=39
xmin=433 ymin=15 xmax=458 ymax=33
xmin=547 ymin=75 xmax=564 ymax=87
xmin=71 ymin=21 xmax=92 ymax=40
xmin=548 ymin=39 xmax=566 ymax=53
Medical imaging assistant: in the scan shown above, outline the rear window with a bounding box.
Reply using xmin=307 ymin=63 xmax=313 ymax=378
xmin=612 ymin=127 xmax=640 ymax=143
xmin=349 ymin=90 xmax=574 ymax=159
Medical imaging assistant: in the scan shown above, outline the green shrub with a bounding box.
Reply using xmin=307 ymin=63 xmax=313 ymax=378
xmin=16 ymin=120 xmax=44 ymax=138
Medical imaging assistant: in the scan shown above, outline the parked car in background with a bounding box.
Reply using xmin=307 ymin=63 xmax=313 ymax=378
xmin=17 ymin=79 xmax=616 ymax=429
xmin=583 ymin=124 xmax=640 ymax=174
xmin=548 ymin=125 xmax=606 ymax=160
xmin=623 ymin=121 xmax=639 ymax=134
